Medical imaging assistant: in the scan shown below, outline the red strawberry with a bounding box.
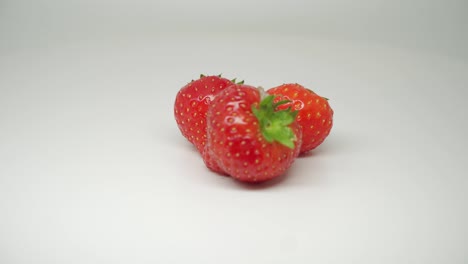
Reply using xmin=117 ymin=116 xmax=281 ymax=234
xmin=174 ymin=74 xmax=235 ymax=154
xmin=205 ymin=84 xmax=302 ymax=183
xmin=267 ymin=83 xmax=333 ymax=153
xmin=202 ymin=145 xmax=226 ymax=175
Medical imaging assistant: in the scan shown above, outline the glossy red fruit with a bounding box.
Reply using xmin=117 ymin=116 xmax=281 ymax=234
xmin=202 ymin=145 xmax=226 ymax=175
xmin=174 ymin=75 xmax=235 ymax=154
xmin=267 ymin=83 xmax=333 ymax=153
xmin=205 ymin=84 xmax=302 ymax=183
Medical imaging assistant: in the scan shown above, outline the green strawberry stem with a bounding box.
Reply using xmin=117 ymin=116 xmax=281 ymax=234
xmin=252 ymin=94 xmax=298 ymax=149
xmin=230 ymin=78 xmax=244 ymax=84
xmin=199 ymin=74 xmax=245 ymax=84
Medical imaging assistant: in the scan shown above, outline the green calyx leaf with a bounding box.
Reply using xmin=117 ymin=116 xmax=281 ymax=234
xmin=231 ymin=78 xmax=245 ymax=84
xmin=252 ymin=95 xmax=298 ymax=149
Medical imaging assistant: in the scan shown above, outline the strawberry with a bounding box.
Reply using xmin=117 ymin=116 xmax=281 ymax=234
xmin=174 ymin=74 xmax=236 ymax=154
xmin=205 ymin=84 xmax=302 ymax=183
xmin=267 ymin=83 xmax=333 ymax=153
xmin=202 ymin=145 xmax=226 ymax=175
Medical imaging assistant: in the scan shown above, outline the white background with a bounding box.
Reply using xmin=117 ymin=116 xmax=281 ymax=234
xmin=1 ymin=0 xmax=467 ymax=263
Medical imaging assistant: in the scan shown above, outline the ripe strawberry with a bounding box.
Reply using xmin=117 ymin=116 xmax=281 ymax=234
xmin=174 ymin=74 xmax=235 ymax=154
xmin=267 ymin=83 xmax=333 ymax=153
xmin=205 ymin=84 xmax=302 ymax=183
xmin=202 ymin=145 xmax=226 ymax=175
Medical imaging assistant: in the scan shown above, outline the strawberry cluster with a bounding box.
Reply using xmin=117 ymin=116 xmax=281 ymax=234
xmin=174 ymin=75 xmax=333 ymax=183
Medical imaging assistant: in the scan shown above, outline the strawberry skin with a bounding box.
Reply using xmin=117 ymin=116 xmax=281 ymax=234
xmin=206 ymin=84 xmax=302 ymax=183
xmin=202 ymin=145 xmax=226 ymax=175
xmin=174 ymin=75 xmax=234 ymax=154
xmin=267 ymin=83 xmax=333 ymax=153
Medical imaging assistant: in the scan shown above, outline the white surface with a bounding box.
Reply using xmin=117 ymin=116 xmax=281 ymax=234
xmin=1 ymin=1 xmax=468 ymax=264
